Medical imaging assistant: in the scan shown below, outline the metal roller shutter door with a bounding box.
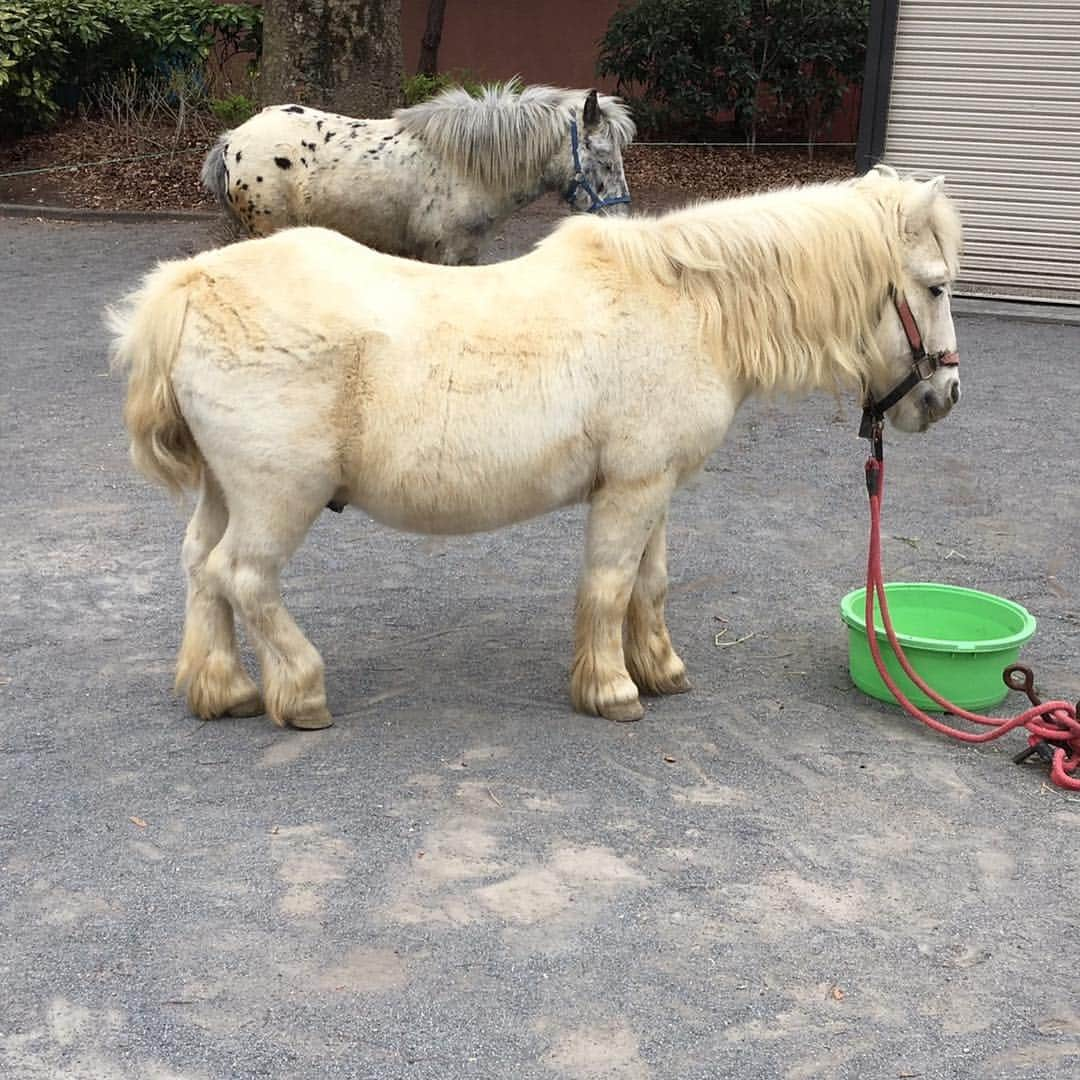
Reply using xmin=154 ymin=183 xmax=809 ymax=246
xmin=882 ymin=0 xmax=1080 ymax=303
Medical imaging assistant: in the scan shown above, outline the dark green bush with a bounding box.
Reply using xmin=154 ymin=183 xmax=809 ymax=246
xmin=0 ymin=0 xmax=261 ymax=134
xmin=210 ymin=92 xmax=257 ymax=128
xmin=597 ymin=0 xmax=738 ymax=137
xmin=597 ymin=0 xmax=869 ymax=143
xmin=401 ymin=70 xmax=486 ymax=108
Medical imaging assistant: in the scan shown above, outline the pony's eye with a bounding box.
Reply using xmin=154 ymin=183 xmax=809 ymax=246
xmin=929 ymin=284 xmax=945 ymax=298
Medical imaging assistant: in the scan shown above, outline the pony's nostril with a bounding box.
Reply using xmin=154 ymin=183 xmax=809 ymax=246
xmin=950 ymin=383 xmax=960 ymax=404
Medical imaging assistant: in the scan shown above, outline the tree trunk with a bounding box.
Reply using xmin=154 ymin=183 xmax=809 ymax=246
xmin=417 ymin=0 xmax=447 ymax=77
xmin=260 ymin=0 xmax=403 ymax=117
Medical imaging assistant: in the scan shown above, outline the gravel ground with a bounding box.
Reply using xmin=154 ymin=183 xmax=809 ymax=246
xmin=2 ymin=208 xmax=1079 ymax=1080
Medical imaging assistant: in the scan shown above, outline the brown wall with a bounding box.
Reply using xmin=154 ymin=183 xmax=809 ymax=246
xmin=399 ymin=1 xmax=859 ymax=143
xmin=401 ymin=0 xmax=620 ymax=91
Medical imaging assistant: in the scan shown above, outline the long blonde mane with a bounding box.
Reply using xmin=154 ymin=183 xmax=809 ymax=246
xmin=394 ymin=80 xmax=635 ymax=193
xmin=558 ymin=175 xmax=961 ymax=391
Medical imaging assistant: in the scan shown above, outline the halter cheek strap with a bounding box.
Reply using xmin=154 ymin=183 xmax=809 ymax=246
xmin=894 ymin=291 xmax=960 ymax=370
xmin=859 ymin=287 xmax=960 ymax=441
xmin=563 ymin=119 xmax=631 ymax=214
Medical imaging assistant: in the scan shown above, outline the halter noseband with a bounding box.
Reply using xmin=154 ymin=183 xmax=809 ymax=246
xmin=859 ymin=287 xmax=960 ymax=441
xmin=563 ymin=119 xmax=631 ymax=214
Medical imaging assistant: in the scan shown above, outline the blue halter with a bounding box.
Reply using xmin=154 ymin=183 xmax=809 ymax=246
xmin=564 ymin=119 xmax=631 ymax=214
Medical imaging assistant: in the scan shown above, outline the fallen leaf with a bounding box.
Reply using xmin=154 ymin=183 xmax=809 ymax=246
xmin=129 ymin=816 xmax=148 ymax=829
xmin=830 ymin=985 xmax=845 ymax=1001
xmin=663 ymin=755 xmax=677 ymax=764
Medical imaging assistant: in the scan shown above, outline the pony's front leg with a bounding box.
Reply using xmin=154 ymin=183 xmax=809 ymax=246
xmin=572 ymin=480 xmax=674 ymax=722
xmin=624 ymin=514 xmax=690 ymax=696
xmin=176 ymin=470 xmax=263 ymax=719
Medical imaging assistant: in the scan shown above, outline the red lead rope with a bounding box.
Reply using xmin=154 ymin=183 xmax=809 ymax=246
xmin=864 ymin=454 xmax=1080 ymax=790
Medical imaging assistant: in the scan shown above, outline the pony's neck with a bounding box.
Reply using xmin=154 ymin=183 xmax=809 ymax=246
xmin=484 ymin=169 xmax=562 ymax=219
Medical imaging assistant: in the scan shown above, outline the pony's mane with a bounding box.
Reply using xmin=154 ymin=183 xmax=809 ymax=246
xmin=552 ymin=176 xmax=961 ymax=392
xmin=394 ymin=79 xmax=635 ymax=193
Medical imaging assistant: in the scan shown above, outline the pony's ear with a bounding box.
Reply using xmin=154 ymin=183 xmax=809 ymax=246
xmin=870 ymin=163 xmax=898 ymax=180
xmin=903 ymin=175 xmax=946 ymax=233
xmin=583 ymin=89 xmax=600 ymax=129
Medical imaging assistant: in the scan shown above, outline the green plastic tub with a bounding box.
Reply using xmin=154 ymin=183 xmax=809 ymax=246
xmin=839 ymin=583 xmax=1036 ymax=712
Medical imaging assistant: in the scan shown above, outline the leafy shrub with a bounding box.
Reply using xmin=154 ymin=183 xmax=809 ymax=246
xmin=766 ymin=0 xmax=869 ymax=147
xmin=597 ymin=0 xmax=736 ymax=138
xmin=210 ymin=93 xmax=257 ymax=128
xmin=0 ymin=0 xmax=261 ymax=134
xmin=598 ymin=0 xmax=868 ymax=144
xmin=402 ymin=70 xmax=486 ymax=107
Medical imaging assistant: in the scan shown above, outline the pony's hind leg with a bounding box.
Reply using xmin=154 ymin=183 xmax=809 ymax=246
xmin=624 ymin=514 xmax=690 ymax=696
xmin=572 ymin=479 xmax=674 ymax=722
xmin=205 ymin=492 xmax=333 ymax=730
xmin=176 ymin=469 xmax=263 ymax=719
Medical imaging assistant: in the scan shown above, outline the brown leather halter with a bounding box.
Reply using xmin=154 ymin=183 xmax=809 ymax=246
xmin=859 ymin=287 xmax=960 ymax=441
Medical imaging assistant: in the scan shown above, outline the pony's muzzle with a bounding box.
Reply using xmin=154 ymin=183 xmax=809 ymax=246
xmin=921 ymin=381 xmax=959 ymax=422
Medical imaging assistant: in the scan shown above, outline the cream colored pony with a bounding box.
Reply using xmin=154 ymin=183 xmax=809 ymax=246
xmin=110 ymin=166 xmax=962 ymax=730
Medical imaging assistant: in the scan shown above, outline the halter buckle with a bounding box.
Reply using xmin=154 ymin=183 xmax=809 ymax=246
xmin=913 ymin=354 xmax=936 ymax=381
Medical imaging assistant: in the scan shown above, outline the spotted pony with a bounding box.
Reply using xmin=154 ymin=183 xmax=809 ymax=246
xmin=201 ymin=81 xmax=636 ymax=265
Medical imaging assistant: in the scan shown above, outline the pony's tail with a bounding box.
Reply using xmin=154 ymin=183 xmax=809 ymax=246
xmin=200 ymin=132 xmax=232 ymax=214
xmin=108 ymin=261 xmax=204 ymax=494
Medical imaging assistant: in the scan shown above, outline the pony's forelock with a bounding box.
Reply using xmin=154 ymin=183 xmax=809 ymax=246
xmin=394 ymin=80 xmax=635 ymax=193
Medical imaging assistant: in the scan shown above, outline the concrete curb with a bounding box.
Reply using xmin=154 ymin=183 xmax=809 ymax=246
xmin=0 ymin=202 xmax=217 ymax=224
xmin=953 ymin=296 xmax=1080 ymax=327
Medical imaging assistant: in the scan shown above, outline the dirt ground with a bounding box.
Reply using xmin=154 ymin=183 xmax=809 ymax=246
xmin=2 ymin=199 xmax=1080 ymax=1079
xmin=0 ymin=116 xmax=855 ymax=211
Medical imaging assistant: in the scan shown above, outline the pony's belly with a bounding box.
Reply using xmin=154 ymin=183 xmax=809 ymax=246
xmin=348 ymin=453 xmax=596 ymax=536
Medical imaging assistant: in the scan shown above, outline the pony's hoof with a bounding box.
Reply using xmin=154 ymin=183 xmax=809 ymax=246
xmin=286 ymin=706 xmax=334 ymax=731
xmin=601 ymin=698 xmax=645 ymax=723
xmin=226 ymin=691 xmax=265 ymax=718
xmin=663 ymin=672 xmax=693 ymax=695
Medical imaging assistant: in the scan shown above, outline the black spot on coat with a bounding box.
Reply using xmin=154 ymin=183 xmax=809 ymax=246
xmin=283 ymin=105 xmax=304 ymax=114
xmin=274 ymin=157 xmax=292 ymax=169
xmin=324 ymin=130 xmax=336 ymax=143
xmin=235 ymin=150 xmax=242 ymax=162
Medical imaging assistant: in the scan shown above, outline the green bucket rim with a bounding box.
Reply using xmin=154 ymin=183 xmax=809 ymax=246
xmin=839 ymin=582 xmax=1036 ymax=655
